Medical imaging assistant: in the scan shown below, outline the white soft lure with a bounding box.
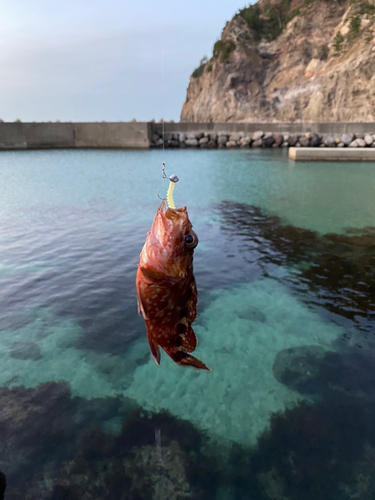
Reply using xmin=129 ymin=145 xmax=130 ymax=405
xmin=166 ymin=174 xmax=179 ymax=209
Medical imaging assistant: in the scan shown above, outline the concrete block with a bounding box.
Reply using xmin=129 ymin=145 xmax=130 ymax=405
xmin=23 ymin=123 xmax=75 ymax=148
xmin=0 ymin=123 xmax=26 ymax=149
xmin=289 ymin=147 xmax=375 ymax=161
xmin=75 ymin=122 xmax=150 ymax=148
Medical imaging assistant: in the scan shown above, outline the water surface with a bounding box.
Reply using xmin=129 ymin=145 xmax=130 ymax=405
xmin=0 ymin=149 xmax=375 ymax=499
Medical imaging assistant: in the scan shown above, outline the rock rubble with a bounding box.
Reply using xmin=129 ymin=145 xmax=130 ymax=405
xmin=150 ymin=131 xmax=375 ymax=149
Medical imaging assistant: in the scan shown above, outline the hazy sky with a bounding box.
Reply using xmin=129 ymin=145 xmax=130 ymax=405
xmin=0 ymin=1 xmax=247 ymax=122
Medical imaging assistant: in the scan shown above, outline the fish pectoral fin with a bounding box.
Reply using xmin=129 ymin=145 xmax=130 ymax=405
xmin=140 ymin=265 xmax=179 ymax=286
xmin=147 ymin=331 xmax=161 ymax=365
xmin=177 ymin=321 xmax=197 ymax=354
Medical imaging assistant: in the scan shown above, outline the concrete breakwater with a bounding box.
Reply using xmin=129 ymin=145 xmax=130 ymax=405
xmin=0 ymin=122 xmax=151 ymax=150
xmin=0 ymin=121 xmax=375 ymax=150
xmin=150 ymin=130 xmax=375 ymax=149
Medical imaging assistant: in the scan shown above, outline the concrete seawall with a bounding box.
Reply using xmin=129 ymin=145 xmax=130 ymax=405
xmin=0 ymin=122 xmax=152 ymax=150
xmin=0 ymin=121 xmax=375 ymax=150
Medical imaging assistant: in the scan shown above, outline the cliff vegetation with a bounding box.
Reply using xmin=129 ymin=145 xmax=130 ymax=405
xmin=181 ymin=0 xmax=375 ymax=122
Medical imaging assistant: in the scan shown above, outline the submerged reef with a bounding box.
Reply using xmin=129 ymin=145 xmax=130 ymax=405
xmin=216 ymin=201 xmax=375 ymax=334
xmin=225 ymin=343 xmax=375 ymax=500
xmin=0 ymin=382 xmax=219 ymax=500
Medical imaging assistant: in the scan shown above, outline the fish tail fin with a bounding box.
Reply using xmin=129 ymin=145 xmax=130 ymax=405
xmin=168 ymin=350 xmax=211 ymax=371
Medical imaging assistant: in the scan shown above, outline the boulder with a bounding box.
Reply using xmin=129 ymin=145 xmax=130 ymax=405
xmin=283 ymin=133 xmax=290 ymax=142
xmin=172 ymin=133 xmax=180 ymax=141
xmin=288 ymin=135 xmax=298 ymax=146
xmin=186 ymin=132 xmax=197 ymax=140
xmin=348 ymin=140 xmax=358 ymax=148
xmin=168 ymin=140 xmax=179 ymax=148
xmin=273 ymin=134 xmax=284 ymax=147
xmin=364 ymin=134 xmax=373 ymax=146
xmin=226 ymin=140 xmax=238 ymax=147
xmin=179 ymin=133 xmax=186 ymax=143
xmin=199 ymin=137 xmax=209 ymax=145
xmin=356 ymin=138 xmax=366 ymax=147
xmin=341 ymin=133 xmax=353 ymax=146
xmin=240 ymin=137 xmax=251 ymax=147
xmin=252 ymin=139 xmax=263 ymax=148
xmin=196 ymin=132 xmax=204 ymax=140
xmin=310 ymin=134 xmax=321 ymax=147
xmin=323 ymin=135 xmax=336 ymax=147
xmin=263 ymin=134 xmax=275 ymax=147
xmin=218 ymin=135 xmax=228 ymax=145
xmin=163 ymin=132 xmax=173 ymax=142
xmin=154 ymin=138 xmax=163 ymax=147
xmin=229 ymin=133 xmax=241 ymax=142
xmin=185 ymin=139 xmax=199 ymax=147
xmin=337 ymin=142 xmax=345 ymax=147
xmin=209 ymin=132 xmax=218 ymax=141
xmin=151 ymin=133 xmax=160 ymax=143
xmin=282 ymin=141 xmax=289 ymax=147
xmin=299 ymin=136 xmax=310 ymax=147
xmin=207 ymin=140 xmax=217 ymax=148
xmin=252 ymin=131 xmax=264 ymax=141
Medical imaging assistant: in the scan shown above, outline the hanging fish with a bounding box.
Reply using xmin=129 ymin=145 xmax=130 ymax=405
xmin=136 ymin=174 xmax=210 ymax=370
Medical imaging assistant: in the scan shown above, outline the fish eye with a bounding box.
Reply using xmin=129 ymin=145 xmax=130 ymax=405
xmin=184 ymin=231 xmax=198 ymax=249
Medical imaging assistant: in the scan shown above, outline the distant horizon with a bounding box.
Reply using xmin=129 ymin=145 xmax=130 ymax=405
xmin=0 ymin=1 xmax=249 ymax=123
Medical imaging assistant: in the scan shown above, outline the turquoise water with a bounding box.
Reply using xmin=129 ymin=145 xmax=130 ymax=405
xmin=0 ymin=149 xmax=375 ymax=499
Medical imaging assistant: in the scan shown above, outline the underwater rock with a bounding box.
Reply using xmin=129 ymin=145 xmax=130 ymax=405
xmin=216 ymin=201 xmax=375 ymax=331
xmin=0 ymin=383 xmax=220 ymax=500
xmin=273 ymin=345 xmax=328 ymax=396
xmin=236 ymin=306 xmax=266 ymax=323
xmin=124 ymin=441 xmax=193 ymax=500
xmin=227 ymin=394 xmax=375 ymax=500
xmin=10 ymin=341 xmax=42 ymax=361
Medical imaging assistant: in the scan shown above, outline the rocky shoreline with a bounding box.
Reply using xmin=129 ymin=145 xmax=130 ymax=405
xmin=150 ymin=131 xmax=375 ymax=149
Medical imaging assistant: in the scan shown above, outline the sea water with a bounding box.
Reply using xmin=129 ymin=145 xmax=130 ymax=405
xmin=0 ymin=148 xmax=374 ymax=499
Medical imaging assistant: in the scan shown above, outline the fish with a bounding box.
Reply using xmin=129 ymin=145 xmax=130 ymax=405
xmin=136 ymin=199 xmax=210 ymax=370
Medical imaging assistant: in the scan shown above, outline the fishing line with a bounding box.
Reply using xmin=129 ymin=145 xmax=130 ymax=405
xmin=159 ymin=26 xmax=179 ymax=209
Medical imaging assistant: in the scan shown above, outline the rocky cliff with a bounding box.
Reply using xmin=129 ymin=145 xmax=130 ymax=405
xmin=180 ymin=0 xmax=375 ymax=122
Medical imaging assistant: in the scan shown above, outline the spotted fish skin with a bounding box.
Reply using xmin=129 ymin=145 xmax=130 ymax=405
xmin=136 ymin=200 xmax=210 ymax=370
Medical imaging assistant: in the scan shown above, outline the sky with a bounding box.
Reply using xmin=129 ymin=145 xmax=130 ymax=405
xmin=0 ymin=1 xmax=247 ymax=122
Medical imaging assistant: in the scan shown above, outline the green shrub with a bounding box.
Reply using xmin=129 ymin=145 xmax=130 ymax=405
xmin=333 ymin=31 xmax=344 ymax=52
xmin=349 ymin=15 xmax=361 ymax=35
xmin=239 ymin=4 xmax=263 ymax=39
xmin=213 ymin=40 xmax=235 ymax=62
xmin=360 ymin=2 xmax=375 ymax=15
xmin=191 ymin=56 xmax=208 ymax=78
xmin=365 ymin=29 xmax=374 ymax=42
xmin=206 ymin=64 xmax=213 ymax=72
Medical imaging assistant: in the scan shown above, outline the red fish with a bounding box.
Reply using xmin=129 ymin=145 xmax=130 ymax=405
xmin=136 ymin=199 xmax=210 ymax=370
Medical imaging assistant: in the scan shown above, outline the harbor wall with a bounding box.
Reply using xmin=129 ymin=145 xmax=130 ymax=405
xmin=154 ymin=122 xmax=375 ymax=135
xmin=0 ymin=122 xmax=151 ymax=150
xmin=0 ymin=121 xmax=374 ymax=150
